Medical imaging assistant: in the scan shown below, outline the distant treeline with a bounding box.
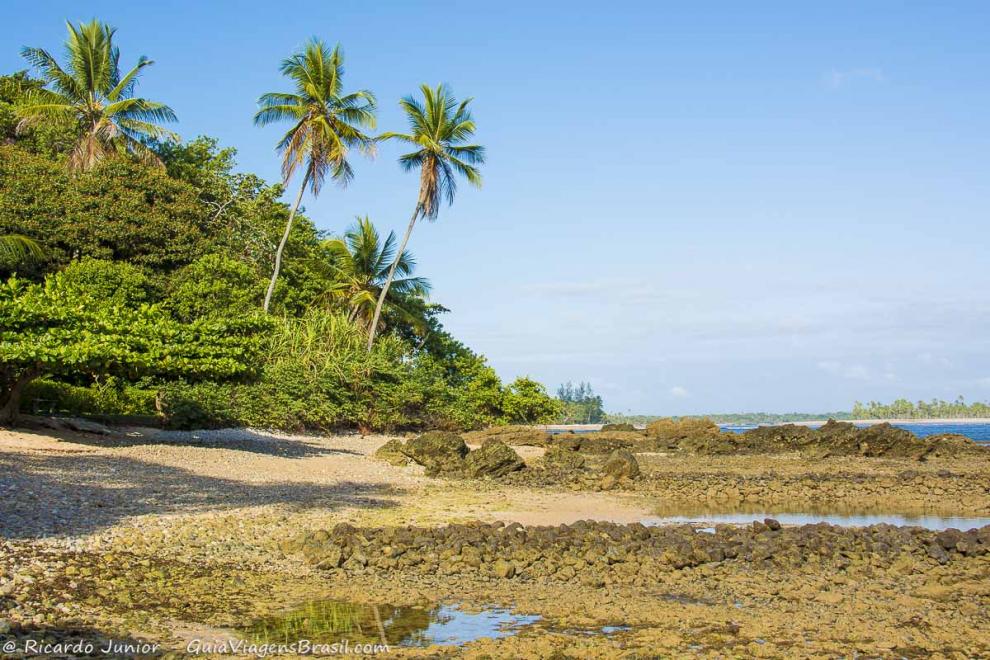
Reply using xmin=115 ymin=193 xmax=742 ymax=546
xmin=852 ymin=397 xmax=990 ymax=420
xmin=605 ymin=412 xmax=853 ymax=425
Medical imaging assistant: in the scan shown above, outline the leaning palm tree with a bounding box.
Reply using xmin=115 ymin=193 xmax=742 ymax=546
xmin=17 ymin=20 xmax=178 ymax=170
xmin=254 ymin=39 xmax=376 ymax=313
xmin=323 ymin=216 xmax=430 ymax=332
xmin=366 ymin=84 xmax=484 ymax=348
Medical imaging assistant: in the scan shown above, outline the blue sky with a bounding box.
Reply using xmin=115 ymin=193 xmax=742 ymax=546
xmin=4 ymin=2 xmax=989 ymax=414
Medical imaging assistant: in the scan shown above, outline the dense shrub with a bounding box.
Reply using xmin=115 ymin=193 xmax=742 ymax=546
xmin=23 ymin=377 xmax=156 ymax=417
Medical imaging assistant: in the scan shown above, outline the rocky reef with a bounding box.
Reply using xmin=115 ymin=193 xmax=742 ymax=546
xmin=287 ymin=519 xmax=990 ymax=584
xmin=557 ymin=419 xmax=986 ymax=460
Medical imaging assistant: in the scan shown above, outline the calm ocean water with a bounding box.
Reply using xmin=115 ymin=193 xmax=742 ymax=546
xmin=720 ymin=422 xmax=990 ymax=443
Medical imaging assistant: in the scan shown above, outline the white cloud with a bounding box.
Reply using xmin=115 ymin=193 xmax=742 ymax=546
xmin=824 ymin=67 xmax=885 ymax=89
xmin=670 ymin=386 xmax=689 ymax=398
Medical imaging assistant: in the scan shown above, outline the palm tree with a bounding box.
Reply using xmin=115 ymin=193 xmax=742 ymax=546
xmin=0 ymin=235 xmax=44 ymax=263
xmin=254 ymin=39 xmax=376 ymax=313
xmin=366 ymin=84 xmax=484 ymax=349
xmin=17 ymin=20 xmax=178 ymax=171
xmin=323 ymin=216 xmax=430 ymax=332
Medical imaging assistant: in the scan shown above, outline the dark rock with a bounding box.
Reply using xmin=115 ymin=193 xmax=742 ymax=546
xmin=400 ymin=431 xmax=469 ymax=476
xmin=463 ymin=439 xmax=525 ymax=478
xmin=602 ymin=449 xmax=640 ymax=480
xmin=542 ymin=445 xmax=586 ymax=470
xmin=374 ymin=439 xmax=411 ymax=466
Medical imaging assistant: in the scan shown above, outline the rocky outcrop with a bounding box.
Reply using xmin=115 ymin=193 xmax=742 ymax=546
xmin=742 ymin=420 xmax=987 ymax=460
xmin=600 ymin=449 xmax=640 ymax=490
xmin=399 ymin=432 xmax=469 ymax=476
xmin=463 ymin=425 xmax=551 ymax=447
xmin=541 ymin=445 xmax=585 ymax=470
xmin=552 ymin=430 xmax=647 ymax=454
xmin=463 ymin=439 xmax=525 ymax=478
xmin=373 ymin=438 xmax=412 ymax=466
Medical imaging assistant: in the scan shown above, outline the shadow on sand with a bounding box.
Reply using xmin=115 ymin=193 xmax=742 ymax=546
xmin=0 ymin=447 xmax=402 ymax=540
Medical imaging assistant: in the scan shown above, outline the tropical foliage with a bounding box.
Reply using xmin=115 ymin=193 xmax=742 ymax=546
xmin=16 ymin=21 xmax=177 ymax=170
xmin=368 ymin=84 xmax=484 ymax=348
xmin=254 ymin=39 xmax=376 ymax=312
xmin=0 ymin=22 xmax=559 ymax=431
xmin=0 ymin=264 xmax=267 ymax=424
xmin=322 ymin=216 xmax=430 ymax=333
xmin=556 ymin=381 xmax=606 ymax=423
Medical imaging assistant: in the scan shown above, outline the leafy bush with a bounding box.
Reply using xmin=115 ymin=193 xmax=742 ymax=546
xmin=0 ymin=270 xmax=268 ymax=423
xmin=24 ymin=377 xmax=156 ymax=417
xmin=58 ymin=258 xmax=154 ymax=307
xmin=166 ymin=254 xmax=261 ymax=321
xmin=502 ymin=377 xmax=561 ymax=424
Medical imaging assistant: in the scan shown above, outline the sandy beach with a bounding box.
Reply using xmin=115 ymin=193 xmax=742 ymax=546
xmin=2 ymin=423 xmax=990 ymax=657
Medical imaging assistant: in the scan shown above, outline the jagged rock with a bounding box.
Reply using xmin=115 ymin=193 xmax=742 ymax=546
xmin=463 ymin=425 xmax=551 ymax=447
xmin=463 ymin=439 xmax=525 ymax=478
xmin=572 ymin=431 xmax=646 ymax=454
xmin=493 ymin=558 xmax=516 ymax=578
xmin=400 ymin=431 xmax=468 ymax=476
xmin=602 ymin=449 xmax=640 ymax=480
xmin=374 ymin=439 xmax=412 ymax=466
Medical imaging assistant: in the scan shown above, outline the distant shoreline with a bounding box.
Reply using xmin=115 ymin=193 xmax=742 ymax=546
xmin=542 ymin=418 xmax=990 ymax=432
xmin=787 ymin=418 xmax=990 ymax=426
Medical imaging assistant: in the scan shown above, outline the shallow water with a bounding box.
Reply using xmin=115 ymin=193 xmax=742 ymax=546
xmin=721 ymin=422 xmax=990 ymax=443
xmin=245 ymin=599 xmax=539 ymax=648
xmin=643 ymin=511 xmax=990 ymax=531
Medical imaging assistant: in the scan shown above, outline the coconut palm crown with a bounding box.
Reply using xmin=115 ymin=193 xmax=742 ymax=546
xmin=324 ymin=216 xmax=430 ymax=332
xmin=253 ymin=38 xmax=377 ymax=312
xmin=366 ymin=83 xmax=483 ymax=348
xmin=379 ymin=83 xmax=484 ymax=220
xmin=17 ymin=20 xmax=178 ymax=170
xmin=254 ymin=39 xmax=377 ymax=194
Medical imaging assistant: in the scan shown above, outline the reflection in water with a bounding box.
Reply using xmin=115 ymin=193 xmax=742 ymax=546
xmin=246 ymin=600 xmax=540 ymax=648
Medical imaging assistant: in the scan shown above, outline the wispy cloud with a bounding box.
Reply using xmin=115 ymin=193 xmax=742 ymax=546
xmin=670 ymin=385 xmax=689 ymax=398
xmin=824 ymin=67 xmax=885 ymax=89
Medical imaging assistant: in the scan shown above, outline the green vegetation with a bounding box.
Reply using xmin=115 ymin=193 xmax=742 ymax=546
xmin=17 ymin=20 xmax=177 ymax=171
xmin=0 ymin=20 xmax=558 ymax=431
xmin=852 ymin=397 xmax=990 ymax=420
xmin=556 ymin=382 xmax=606 ymax=424
xmin=254 ymin=39 xmax=376 ymax=312
xmin=368 ymin=84 xmax=485 ymax=349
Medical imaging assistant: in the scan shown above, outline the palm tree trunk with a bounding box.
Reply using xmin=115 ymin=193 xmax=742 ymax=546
xmin=263 ymin=173 xmax=309 ymax=313
xmin=366 ymin=204 xmax=420 ymax=350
